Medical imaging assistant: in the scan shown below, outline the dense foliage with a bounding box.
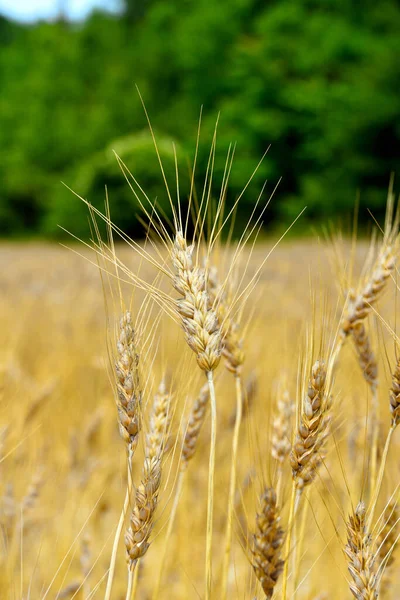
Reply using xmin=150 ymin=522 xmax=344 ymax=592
xmin=0 ymin=0 xmax=399 ymax=237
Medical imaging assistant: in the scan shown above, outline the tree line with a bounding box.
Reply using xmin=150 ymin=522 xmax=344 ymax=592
xmin=0 ymin=0 xmax=399 ymax=238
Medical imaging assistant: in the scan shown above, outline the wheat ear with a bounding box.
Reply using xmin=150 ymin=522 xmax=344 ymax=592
xmin=125 ymin=455 xmax=162 ymax=592
xmin=389 ymin=356 xmax=400 ymax=427
xmin=105 ymin=311 xmax=142 ymax=600
xmin=351 ymin=322 xmax=378 ymax=394
xmin=341 ymin=246 xmax=395 ymax=336
xmin=250 ymin=487 xmax=285 ymax=599
xmin=125 ymin=376 xmax=171 ymax=569
xmin=290 ymin=361 xmax=330 ymax=491
xmin=126 ymin=376 xmax=171 ymax=599
xmin=172 ymin=232 xmax=222 ymax=373
xmin=340 ymin=241 xmax=395 ymax=499
xmin=181 ymin=383 xmax=210 ymax=466
xmin=283 ymin=360 xmax=330 ymax=600
xmin=172 ymin=231 xmax=222 ymax=600
xmin=345 ymin=501 xmax=378 ymax=600
xmin=146 ymin=378 xmax=172 ymax=461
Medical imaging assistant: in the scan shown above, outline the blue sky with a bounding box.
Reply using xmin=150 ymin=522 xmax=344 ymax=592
xmin=0 ymin=0 xmax=121 ymax=22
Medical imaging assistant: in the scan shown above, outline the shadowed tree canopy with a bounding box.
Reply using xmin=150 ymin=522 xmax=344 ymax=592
xmin=0 ymin=0 xmax=399 ymax=238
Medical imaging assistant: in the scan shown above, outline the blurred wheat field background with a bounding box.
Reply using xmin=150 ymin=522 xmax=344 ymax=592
xmin=1 ymin=224 xmax=399 ymax=599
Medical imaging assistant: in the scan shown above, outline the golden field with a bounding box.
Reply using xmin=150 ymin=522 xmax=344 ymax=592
xmin=0 ymin=234 xmax=399 ymax=600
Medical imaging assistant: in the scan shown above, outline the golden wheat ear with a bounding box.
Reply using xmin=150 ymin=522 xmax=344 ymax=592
xmin=105 ymin=309 xmax=145 ymax=600
xmin=345 ymin=502 xmax=378 ymax=600
xmin=249 ymin=487 xmax=285 ymax=600
xmin=290 ymin=360 xmax=330 ymax=491
xmin=172 ymin=231 xmax=222 ymax=372
xmin=181 ymin=382 xmax=210 ymax=466
xmin=115 ymin=311 xmax=142 ymax=454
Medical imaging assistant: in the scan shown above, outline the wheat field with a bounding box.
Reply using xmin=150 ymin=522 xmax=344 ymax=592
xmin=1 ymin=199 xmax=399 ymax=600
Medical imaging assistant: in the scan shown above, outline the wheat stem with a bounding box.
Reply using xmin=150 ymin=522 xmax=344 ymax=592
xmin=104 ymin=450 xmax=133 ymax=600
xmin=276 ymin=471 xmax=283 ymax=507
xmin=131 ymin=562 xmax=140 ymax=599
xmin=282 ymin=482 xmax=298 ymax=600
xmin=369 ymin=388 xmax=380 ymax=498
xmin=293 ymin=495 xmax=309 ymax=599
xmin=221 ymin=373 xmax=243 ymax=600
xmin=125 ymin=567 xmax=135 ymax=600
xmin=206 ymin=370 xmax=217 ymax=600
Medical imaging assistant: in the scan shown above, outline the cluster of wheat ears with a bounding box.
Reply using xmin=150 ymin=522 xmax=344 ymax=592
xmin=1 ymin=118 xmax=400 ymax=600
